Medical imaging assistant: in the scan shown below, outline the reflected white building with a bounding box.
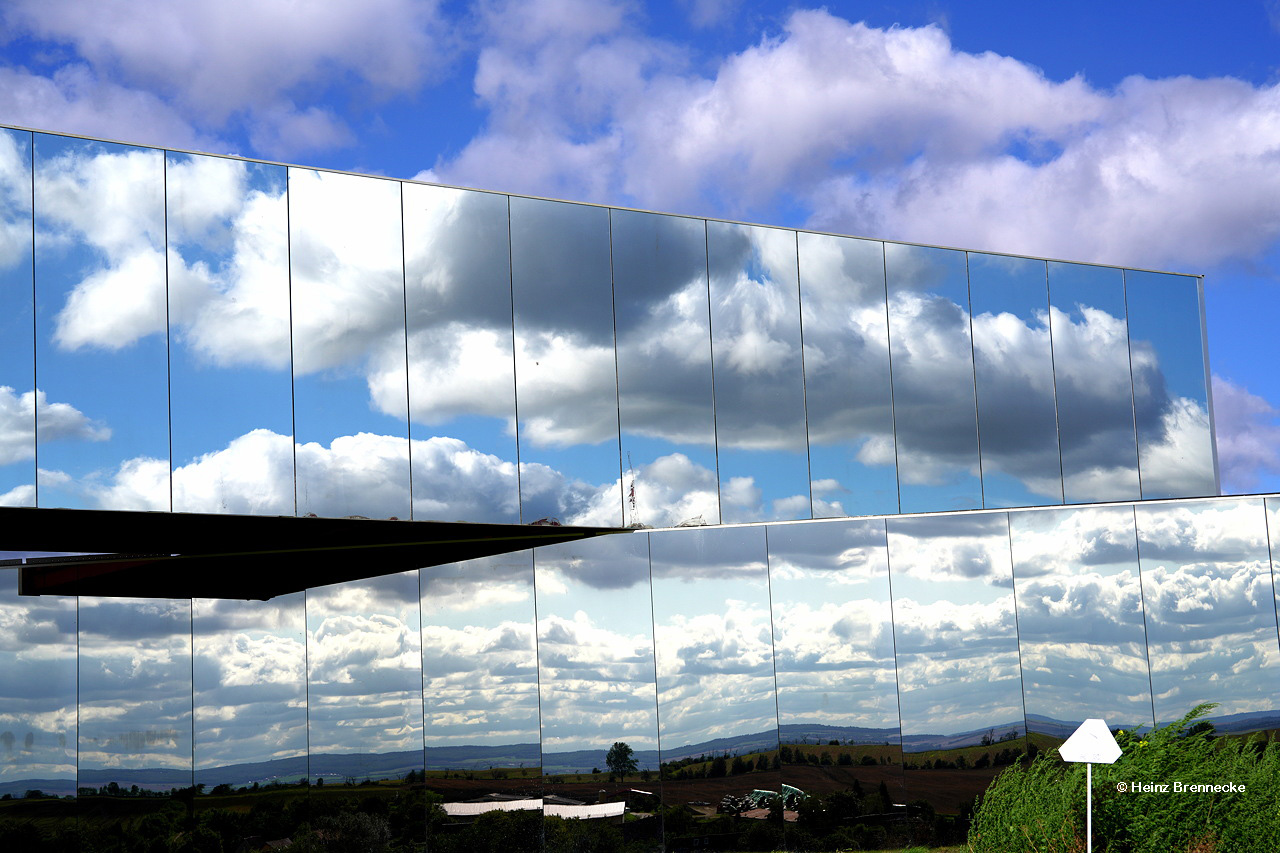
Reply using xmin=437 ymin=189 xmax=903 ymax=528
xmin=0 ymin=124 xmax=1273 ymax=851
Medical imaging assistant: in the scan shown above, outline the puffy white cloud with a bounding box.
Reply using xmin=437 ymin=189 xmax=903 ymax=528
xmin=4 ymin=0 xmax=449 ymax=158
xmin=0 ymin=386 xmax=110 ymax=465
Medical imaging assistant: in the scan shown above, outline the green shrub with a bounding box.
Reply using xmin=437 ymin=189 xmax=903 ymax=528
xmin=968 ymin=703 xmax=1280 ymax=853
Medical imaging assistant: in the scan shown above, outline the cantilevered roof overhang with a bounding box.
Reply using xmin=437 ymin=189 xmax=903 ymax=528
xmin=0 ymin=506 xmax=625 ymax=600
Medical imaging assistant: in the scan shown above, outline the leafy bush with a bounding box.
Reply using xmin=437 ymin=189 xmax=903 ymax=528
xmin=968 ymin=704 xmax=1280 ymax=853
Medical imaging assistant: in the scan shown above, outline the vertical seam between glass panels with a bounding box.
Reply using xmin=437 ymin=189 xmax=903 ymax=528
xmin=1122 ymin=270 xmax=1146 ymax=499
xmin=644 ymin=532 xmax=665 ymax=837
xmin=704 ymin=222 xmax=723 ymax=524
xmin=1131 ymin=505 xmax=1158 ymax=729
xmin=967 ymin=252 xmax=986 ymax=509
xmin=882 ymin=247 xmax=903 ymax=514
xmin=304 ymin=589 xmax=311 ymax=785
xmin=885 ymin=517 xmax=906 ymax=799
xmin=1044 ymin=262 xmax=1066 ymax=504
xmin=531 ymin=549 xmax=546 ymax=842
xmin=189 ymin=598 xmax=195 ymax=790
xmin=1198 ymin=275 xmax=1222 ymax=494
xmin=507 ymin=196 xmax=523 ymax=523
xmin=163 ymin=154 xmax=174 ymax=512
xmin=286 ymin=170 xmax=298 ymax=517
xmin=607 ymin=209 xmax=625 ymax=526
xmin=763 ymin=526 xmax=784 ymax=762
xmin=1263 ymin=500 xmax=1280 ymax=660
xmin=416 ymin=567 xmax=428 ymax=806
xmin=1005 ymin=513 xmax=1031 ymax=753
xmin=793 ymin=231 xmax=815 ymax=520
xmin=27 ymin=133 xmax=36 ymax=506
xmin=400 ymin=182 xmax=414 ymax=521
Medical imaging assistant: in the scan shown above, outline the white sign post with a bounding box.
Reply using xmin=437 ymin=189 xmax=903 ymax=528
xmin=1058 ymin=719 xmax=1122 ymax=853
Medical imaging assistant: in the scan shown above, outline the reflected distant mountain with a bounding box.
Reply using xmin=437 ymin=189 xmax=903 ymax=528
xmin=1028 ymin=708 xmax=1280 ymax=740
xmin=900 ymin=720 xmax=1027 ymax=753
xmin=778 ymin=723 xmax=902 ymax=745
xmin=542 ymin=748 xmax=660 ymax=775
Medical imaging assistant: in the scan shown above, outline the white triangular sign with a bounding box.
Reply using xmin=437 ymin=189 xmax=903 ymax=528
xmin=1059 ymin=718 xmax=1121 ymax=764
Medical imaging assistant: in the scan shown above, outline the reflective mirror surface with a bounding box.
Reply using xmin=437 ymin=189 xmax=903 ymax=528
xmin=1047 ymin=261 xmax=1140 ymax=503
xmin=612 ymin=209 xmax=718 ymax=528
xmin=887 ymin=514 xmax=1024 ymax=810
xmin=167 ymin=152 xmax=294 ymax=515
xmin=289 ymin=169 xmax=409 ymax=519
xmin=34 ymin=135 xmax=169 ymax=511
xmin=1124 ymin=270 xmax=1216 ymax=499
xmin=707 ymin=221 xmax=809 ymax=522
xmin=884 ymin=244 xmax=982 ymax=512
xmin=510 ymin=196 xmax=621 ymax=526
xmin=0 ymin=128 xmax=33 ymax=507
xmin=797 ymin=232 xmax=898 ymax=517
xmin=969 ymin=253 xmax=1062 ymax=507
xmin=403 ymin=184 xmax=520 ymax=523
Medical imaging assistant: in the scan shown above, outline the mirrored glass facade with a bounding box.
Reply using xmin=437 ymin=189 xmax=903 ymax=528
xmin=3 ymin=126 xmax=1261 ymax=851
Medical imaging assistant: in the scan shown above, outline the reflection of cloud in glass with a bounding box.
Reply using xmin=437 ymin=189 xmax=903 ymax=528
xmin=1010 ymin=506 xmax=1154 ymax=731
xmin=888 ymin=515 xmax=1023 ymax=739
xmin=307 ymin=574 xmax=423 ymax=759
xmin=0 ymin=574 xmax=76 ymax=791
xmin=421 ymin=556 xmax=540 ymax=758
xmin=193 ymin=595 xmax=306 ymax=772
xmin=769 ymin=520 xmax=900 ymax=732
xmin=650 ymin=527 xmax=779 ymax=751
xmin=536 ymin=536 xmax=659 ymax=753
xmin=1136 ymin=500 xmax=1280 ymax=724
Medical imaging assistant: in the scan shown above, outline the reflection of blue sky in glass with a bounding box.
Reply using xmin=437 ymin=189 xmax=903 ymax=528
xmin=34 ymin=134 xmax=169 ymax=511
xmin=192 ymin=595 xmax=306 ymax=781
xmin=1125 ymin=270 xmax=1217 ymax=500
xmin=1047 ymin=261 xmax=1140 ymax=503
xmin=650 ymin=526 xmax=779 ymax=753
xmin=289 ymin=168 xmax=410 ymax=518
xmin=78 ymin=597 xmax=192 ymax=789
xmin=0 ymin=572 xmax=76 ymax=795
xmin=707 ymin=221 xmax=810 ymax=523
xmin=168 ymin=153 xmax=294 ymax=515
xmin=887 ymin=514 xmax=1023 ymax=746
xmin=0 ymin=128 xmax=33 ymax=507
xmin=885 ymin=243 xmax=982 ymax=512
xmin=510 ymin=196 xmax=622 ymax=524
xmin=420 ymin=553 xmax=540 ymax=762
xmin=1009 ymin=506 xmax=1154 ymax=733
xmin=612 ymin=209 xmax=719 ymax=528
xmin=403 ymin=184 xmax=519 ymax=523
xmin=968 ymin=253 xmax=1062 ymax=508
xmin=798 ymin=232 xmax=898 ymax=518
xmin=306 ymin=573 xmax=423 ymax=778
xmin=1136 ymin=499 xmax=1280 ymax=727
xmin=768 ymin=519 xmax=900 ymax=735
xmin=535 ymin=534 xmax=659 ymax=761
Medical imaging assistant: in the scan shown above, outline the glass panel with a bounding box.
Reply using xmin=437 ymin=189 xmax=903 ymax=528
xmin=1124 ymin=270 xmax=1217 ymax=499
xmin=612 ymin=209 xmax=719 ymax=528
xmin=288 ymin=168 xmax=409 ymax=519
xmin=650 ymin=526 xmax=783 ymax=852
xmin=1269 ymin=497 xmax=1280 ymax=661
xmin=510 ymin=196 xmax=621 ymax=526
xmin=192 ymin=595 xmax=307 ymax=789
xmin=305 ymin=573 xmax=424 ymax=784
xmin=0 ymin=570 xmax=76 ymax=798
xmin=969 ymin=253 xmax=1062 ymax=507
xmin=1009 ymin=506 xmax=1154 ymax=750
xmin=886 ymin=514 xmax=1024 ymax=813
xmin=535 ymin=533 xmax=662 ymax=851
xmin=167 ymin=152 xmax=294 ymax=514
xmin=767 ymin=519 xmax=905 ymax=847
xmin=797 ymin=232 xmax=898 ymax=517
xmin=1137 ymin=499 xmax=1280 ymax=730
xmin=1047 ymin=261 xmax=1141 ymax=503
xmin=707 ymin=221 xmax=809 ymax=523
xmin=403 ymin=184 xmax=519 ymax=523
xmin=884 ymin=244 xmax=982 ymax=512
xmin=34 ymin=134 xmax=168 ymax=510
xmin=420 ymin=553 xmax=542 ymax=851
xmin=0 ymin=129 xmax=34 ymax=507
xmin=78 ymin=597 xmax=192 ymax=793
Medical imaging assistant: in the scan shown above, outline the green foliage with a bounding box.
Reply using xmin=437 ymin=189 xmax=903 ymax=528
xmin=968 ymin=703 xmax=1280 ymax=853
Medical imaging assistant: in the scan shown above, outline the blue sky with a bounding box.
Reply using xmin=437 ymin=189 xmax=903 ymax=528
xmin=1 ymin=0 xmax=1279 ymax=493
